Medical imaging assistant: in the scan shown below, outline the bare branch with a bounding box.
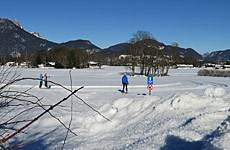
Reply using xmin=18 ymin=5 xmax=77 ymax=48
xmin=0 ymin=87 xmax=82 ymax=143
xmin=62 ymin=70 xmax=74 ymax=149
xmin=0 ymin=77 xmax=111 ymax=122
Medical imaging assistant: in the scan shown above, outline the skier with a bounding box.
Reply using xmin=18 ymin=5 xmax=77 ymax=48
xmin=39 ymin=74 xmax=43 ymax=88
xmin=44 ymin=73 xmax=49 ymax=88
xmin=122 ymin=73 xmax=129 ymax=93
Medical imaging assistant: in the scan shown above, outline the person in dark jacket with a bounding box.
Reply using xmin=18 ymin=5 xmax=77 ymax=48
xmin=39 ymin=74 xmax=43 ymax=88
xmin=122 ymin=73 xmax=129 ymax=92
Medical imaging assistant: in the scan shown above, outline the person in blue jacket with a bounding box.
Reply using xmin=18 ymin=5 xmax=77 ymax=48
xmin=122 ymin=73 xmax=129 ymax=92
xmin=39 ymin=74 xmax=43 ymax=88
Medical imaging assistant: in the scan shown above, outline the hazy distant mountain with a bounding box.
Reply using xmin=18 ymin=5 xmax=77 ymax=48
xmin=202 ymin=52 xmax=210 ymax=58
xmin=203 ymin=49 xmax=230 ymax=61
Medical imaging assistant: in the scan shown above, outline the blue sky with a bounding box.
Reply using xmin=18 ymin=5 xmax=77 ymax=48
xmin=1 ymin=0 xmax=230 ymax=54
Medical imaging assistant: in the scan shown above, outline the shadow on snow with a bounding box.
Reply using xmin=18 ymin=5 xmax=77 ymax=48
xmin=161 ymin=116 xmax=230 ymax=150
xmin=13 ymin=139 xmax=47 ymax=150
xmin=160 ymin=135 xmax=220 ymax=150
xmin=11 ymin=129 xmax=58 ymax=150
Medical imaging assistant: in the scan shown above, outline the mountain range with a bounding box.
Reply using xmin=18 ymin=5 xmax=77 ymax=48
xmin=202 ymin=50 xmax=230 ymax=61
xmin=0 ymin=18 xmax=100 ymax=57
xmin=0 ymin=18 xmax=229 ymax=61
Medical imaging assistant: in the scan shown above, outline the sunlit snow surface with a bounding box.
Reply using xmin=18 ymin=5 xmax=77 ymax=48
xmin=2 ymin=66 xmax=230 ymax=150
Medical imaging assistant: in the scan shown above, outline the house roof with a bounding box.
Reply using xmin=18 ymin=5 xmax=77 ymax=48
xmin=88 ymin=61 xmax=98 ymax=65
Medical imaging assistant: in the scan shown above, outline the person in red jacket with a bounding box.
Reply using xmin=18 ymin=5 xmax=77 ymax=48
xmin=44 ymin=73 xmax=48 ymax=88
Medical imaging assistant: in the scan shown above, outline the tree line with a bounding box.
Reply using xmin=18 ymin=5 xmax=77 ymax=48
xmin=29 ymin=47 xmax=89 ymax=68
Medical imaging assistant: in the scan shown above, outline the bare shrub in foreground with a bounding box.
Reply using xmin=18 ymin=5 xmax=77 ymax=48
xmin=0 ymin=67 xmax=110 ymax=149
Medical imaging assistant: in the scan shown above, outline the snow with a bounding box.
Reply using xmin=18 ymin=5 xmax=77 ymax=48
xmin=1 ymin=66 xmax=230 ymax=150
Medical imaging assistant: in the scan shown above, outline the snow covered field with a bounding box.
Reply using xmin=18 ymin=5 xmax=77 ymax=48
xmin=2 ymin=66 xmax=230 ymax=150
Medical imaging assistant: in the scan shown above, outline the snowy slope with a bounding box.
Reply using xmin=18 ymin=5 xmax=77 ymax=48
xmin=1 ymin=66 xmax=230 ymax=150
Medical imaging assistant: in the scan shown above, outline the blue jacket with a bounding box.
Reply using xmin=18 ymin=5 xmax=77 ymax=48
xmin=122 ymin=75 xmax=128 ymax=84
xmin=40 ymin=75 xmax=43 ymax=82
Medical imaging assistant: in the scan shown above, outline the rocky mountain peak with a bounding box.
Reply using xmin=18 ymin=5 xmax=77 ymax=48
xmin=30 ymin=32 xmax=42 ymax=38
xmin=0 ymin=18 xmax=18 ymax=31
xmin=10 ymin=19 xmax=23 ymax=29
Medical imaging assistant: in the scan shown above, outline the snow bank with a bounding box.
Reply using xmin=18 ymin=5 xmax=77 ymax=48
xmin=170 ymin=87 xmax=228 ymax=110
xmin=204 ymin=87 xmax=226 ymax=97
xmin=81 ymin=96 xmax=158 ymax=136
xmin=81 ymin=86 xmax=230 ymax=140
